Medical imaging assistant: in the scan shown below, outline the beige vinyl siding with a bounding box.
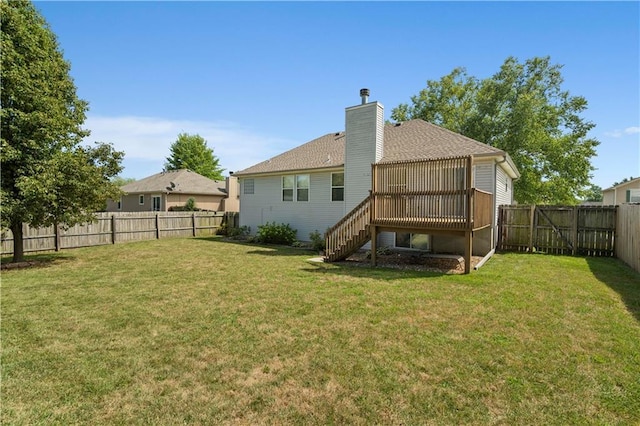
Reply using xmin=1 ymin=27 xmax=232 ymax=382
xmin=239 ymin=172 xmax=345 ymax=241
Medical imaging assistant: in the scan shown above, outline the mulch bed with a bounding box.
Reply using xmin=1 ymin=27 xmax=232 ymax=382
xmin=336 ymin=250 xmax=482 ymax=274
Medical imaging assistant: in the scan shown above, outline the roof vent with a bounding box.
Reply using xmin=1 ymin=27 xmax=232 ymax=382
xmin=394 ymin=122 xmax=402 ymax=127
xmin=360 ymin=88 xmax=370 ymax=105
xmin=335 ymin=132 xmax=340 ymax=136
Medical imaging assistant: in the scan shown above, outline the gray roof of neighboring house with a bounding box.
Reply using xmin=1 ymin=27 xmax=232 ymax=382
xmin=121 ymin=169 xmax=227 ymax=196
xmin=603 ymin=176 xmax=640 ymax=192
xmin=234 ymin=119 xmax=514 ymax=176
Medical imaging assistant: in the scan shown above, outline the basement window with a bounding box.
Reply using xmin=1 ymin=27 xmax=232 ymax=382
xmin=396 ymin=233 xmax=431 ymax=251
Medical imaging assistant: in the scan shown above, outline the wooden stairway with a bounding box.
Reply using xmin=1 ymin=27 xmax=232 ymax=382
xmin=324 ymin=196 xmax=371 ymax=262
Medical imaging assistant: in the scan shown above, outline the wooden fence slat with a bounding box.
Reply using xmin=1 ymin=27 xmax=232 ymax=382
xmin=498 ymin=204 xmax=620 ymax=259
xmin=1 ymin=211 xmax=234 ymax=256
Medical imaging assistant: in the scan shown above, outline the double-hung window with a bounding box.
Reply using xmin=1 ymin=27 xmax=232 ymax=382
xmin=331 ymin=172 xmax=344 ymax=201
xmin=282 ymin=175 xmax=309 ymax=202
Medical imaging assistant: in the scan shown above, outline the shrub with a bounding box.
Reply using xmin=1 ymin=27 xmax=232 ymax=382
xmin=309 ymin=229 xmax=325 ymax=252
xmin=255 ymin=222 xmax=297 ymax=245
xmin=217 ymin=224 xmax=250 ymax=239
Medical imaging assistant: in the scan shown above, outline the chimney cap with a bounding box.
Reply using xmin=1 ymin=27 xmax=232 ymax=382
xmin=360 ymin=88 xmax=370 ymax=105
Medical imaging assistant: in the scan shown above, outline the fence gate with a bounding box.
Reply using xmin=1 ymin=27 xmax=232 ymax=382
xmin=498 ymin=205 xmax=616 ymax=257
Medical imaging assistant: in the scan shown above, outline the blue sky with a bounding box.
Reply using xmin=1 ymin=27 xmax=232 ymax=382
xmin=35 ymin=1 xmax=639 ymax=190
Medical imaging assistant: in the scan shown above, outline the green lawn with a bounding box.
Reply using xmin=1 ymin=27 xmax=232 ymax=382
xmin=2 ymin=237 xmax=639 ymax=425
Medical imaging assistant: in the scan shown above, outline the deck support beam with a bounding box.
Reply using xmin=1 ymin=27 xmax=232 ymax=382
xmin=464 ymin=231 xmax=472 ymax=274
xmin=370 ymin=225 xmax=378 ymax=267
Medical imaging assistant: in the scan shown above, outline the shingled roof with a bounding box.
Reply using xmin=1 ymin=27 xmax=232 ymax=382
xmin=121 ymin=169 xmax=227 ymax=196
xmin=234 ymin=119 xmax=507 ymax=176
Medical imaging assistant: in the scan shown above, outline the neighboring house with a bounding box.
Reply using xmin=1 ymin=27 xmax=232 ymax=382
xmin=106 ymin=169 xmax=239 ymax=212
xmin=234 ymin=89 xmax=520 ymax=272
xmin=602 ymin=177 xmax=640 ymax=205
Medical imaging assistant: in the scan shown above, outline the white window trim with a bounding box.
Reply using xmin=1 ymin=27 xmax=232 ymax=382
xmin=139 ymin=194 xmax=145 ymax=205
xmin=152 ymin=195 xmax=162 ymax=212
xmin=282 ymin=174 xmax=310 ymax=202
xmin=331 ymin=172 xmax=344 ymax=202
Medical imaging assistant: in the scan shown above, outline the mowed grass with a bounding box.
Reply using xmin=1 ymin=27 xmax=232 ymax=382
xmin=2 ymin=237 xmax=640 ymax=425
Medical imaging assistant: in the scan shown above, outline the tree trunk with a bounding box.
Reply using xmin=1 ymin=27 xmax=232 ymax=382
xmin=11 ymin=220 xmax=24 ymax=263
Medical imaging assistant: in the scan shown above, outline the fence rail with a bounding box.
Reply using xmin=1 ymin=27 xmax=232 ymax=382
xmin=1 ymin=211 xmax=239 ymax=255
xmin=498 ymin=205 xmax=617 ymax=257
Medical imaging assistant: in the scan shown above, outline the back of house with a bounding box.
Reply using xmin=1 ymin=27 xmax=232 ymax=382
xmin=234 ymin=90 xmax=519 ymax=257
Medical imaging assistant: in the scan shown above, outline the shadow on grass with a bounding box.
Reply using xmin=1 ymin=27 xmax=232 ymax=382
xmin=587 ymin=257 xmax=640 ymax=323
xmin=1 ymin=252 xmax=75 ymax=271
xmin=301 ymin=259 xmax=450 ymax=279
xmin=195 ymin=236 xmax=318 ymax=257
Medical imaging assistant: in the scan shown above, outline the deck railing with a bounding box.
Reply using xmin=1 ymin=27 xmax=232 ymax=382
xmin=370 ymin=156 xmax=491 ymax=231
xmin=473 ymin=189 xmax=493 ymax=230
xmin=324 ymin=196 xmax=371 ymax=261
xmin=324 ymin=156 xmax=495 ymax=263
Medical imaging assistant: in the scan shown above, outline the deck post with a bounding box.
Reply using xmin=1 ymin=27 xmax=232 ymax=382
xmin=464 ymin=230 xmax=472 ymax=274
xmin=370 ymin=225 xmax=377 ymax=267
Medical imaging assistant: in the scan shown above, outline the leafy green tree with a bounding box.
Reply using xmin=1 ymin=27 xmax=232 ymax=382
xmin=111 ymin=176 xmax=136 ymax=187
xmin=165 ymin=133 xmax=224 ymax=180
xmin=583 ymin=184 xmax=603 ymax=202
xmin=391 ymin=56 xmax=600 ymax=204
xmin=1 ymin=0 xmax=124 ymax=263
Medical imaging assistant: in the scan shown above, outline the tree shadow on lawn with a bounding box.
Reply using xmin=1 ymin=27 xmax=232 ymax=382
xmin=587 ymin=257 xmax=640 ymax=323
xmin=1 ymin=252 xmax=75 ymax=271
xmin=195 ymin=236 xmax=318 ymax=257
xmin=301 ymin=258 xmax=453 ymax=279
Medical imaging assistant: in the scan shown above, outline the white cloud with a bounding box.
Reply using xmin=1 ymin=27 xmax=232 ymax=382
xmin=604 ymin=126 xmax=640 ymax=138
xmin=83 ymin=115 xmax=297 ymax=177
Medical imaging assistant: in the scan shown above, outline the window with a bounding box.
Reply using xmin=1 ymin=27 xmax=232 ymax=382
xmin=296 ymin=175 xmax=309 ymax=202
xmin=331 ymin=172 xmax=344 ymax=201
xmin=117 ymin=197 xmax=122 ymax=210
xmin=282 ymin=175 xmax=309 ymax=202
xmin=139 ymin=195 xmax=145 ymax=205
xmin=628 ymin=189 xmax=640 ymax=203
xmin=152 ymin=195 xmax=161 ymax=211
xmin=244 ymin=179 xmax=255 ymax=195
xmin=282 ymin=176 xmax=294 ymax=201
xmin=396 ymin=233 xmax=430 ymax=251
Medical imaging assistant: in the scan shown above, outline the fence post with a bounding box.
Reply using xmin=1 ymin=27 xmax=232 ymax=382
xmin=571 ymin=206 xmax=578 ymax=256
xmin=192 ymin=212 xmax=197 ymax=237
xmin=155 ymin=214 xmax=160 ymax=239
xmin=111 ymin=215 xmax=117 ymax=244
xmin=528 ymin=205 xmax=535 ymax=253
xmin=54 ymin=223 xmax=61 ymax=251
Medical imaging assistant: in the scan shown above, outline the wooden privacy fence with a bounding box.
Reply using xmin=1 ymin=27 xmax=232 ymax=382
xmin=1 ymin=211 xmax=240 ymax=255
xmin=498 ymin=205 xmax=617 ymax=257
xmin=616 ymin=204 xmax=640 ymax=273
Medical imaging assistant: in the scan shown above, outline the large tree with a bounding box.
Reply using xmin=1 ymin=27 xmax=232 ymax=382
xmin=391 ymin=56 xmax=600 ymax=204
xmin=1 ymin=0 xmax=124 ymax=263
xmin=164 ymin=133 xmax=225 ymax=180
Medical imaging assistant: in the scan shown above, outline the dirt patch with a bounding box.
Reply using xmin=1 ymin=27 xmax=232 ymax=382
xmin=336 ymin=250 xmax=483 ymax=274
xmin=1 ymin=260 xmax=43 ymax=270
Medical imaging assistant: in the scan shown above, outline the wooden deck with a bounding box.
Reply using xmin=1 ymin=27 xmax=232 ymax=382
xmin=324 ymin=156 xmax=495 ymax=273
